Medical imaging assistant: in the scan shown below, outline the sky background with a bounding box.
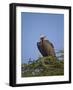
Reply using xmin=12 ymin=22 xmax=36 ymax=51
xmin=21 ymin=12 xmax=64 ymax=63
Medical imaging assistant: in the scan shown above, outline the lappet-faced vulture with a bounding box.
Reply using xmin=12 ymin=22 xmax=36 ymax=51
xmin=37 ymin=35 xmax=56 ymax=57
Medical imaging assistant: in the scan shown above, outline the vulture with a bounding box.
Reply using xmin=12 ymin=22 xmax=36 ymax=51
xmin=37 ymin=35 xmax=56 ymax=57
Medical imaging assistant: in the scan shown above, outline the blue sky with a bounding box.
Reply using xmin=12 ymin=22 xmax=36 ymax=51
xmin=21 ymin=12 xmax=64 ymax=63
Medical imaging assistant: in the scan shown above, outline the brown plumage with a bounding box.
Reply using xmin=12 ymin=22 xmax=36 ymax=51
xmin=37 ymin=36 xmax=56 ymax=57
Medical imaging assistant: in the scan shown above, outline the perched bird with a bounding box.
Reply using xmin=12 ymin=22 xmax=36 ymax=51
xmin=37 ymin=35 xmax=56 ymax=57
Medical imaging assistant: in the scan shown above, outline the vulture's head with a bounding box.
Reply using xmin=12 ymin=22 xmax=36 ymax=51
xmin=40 ymin=35 xmax=47 ymax=41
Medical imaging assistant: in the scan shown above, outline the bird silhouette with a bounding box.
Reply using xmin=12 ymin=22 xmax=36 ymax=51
xmin=37 ymin=35 xmax=56 ymax=57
